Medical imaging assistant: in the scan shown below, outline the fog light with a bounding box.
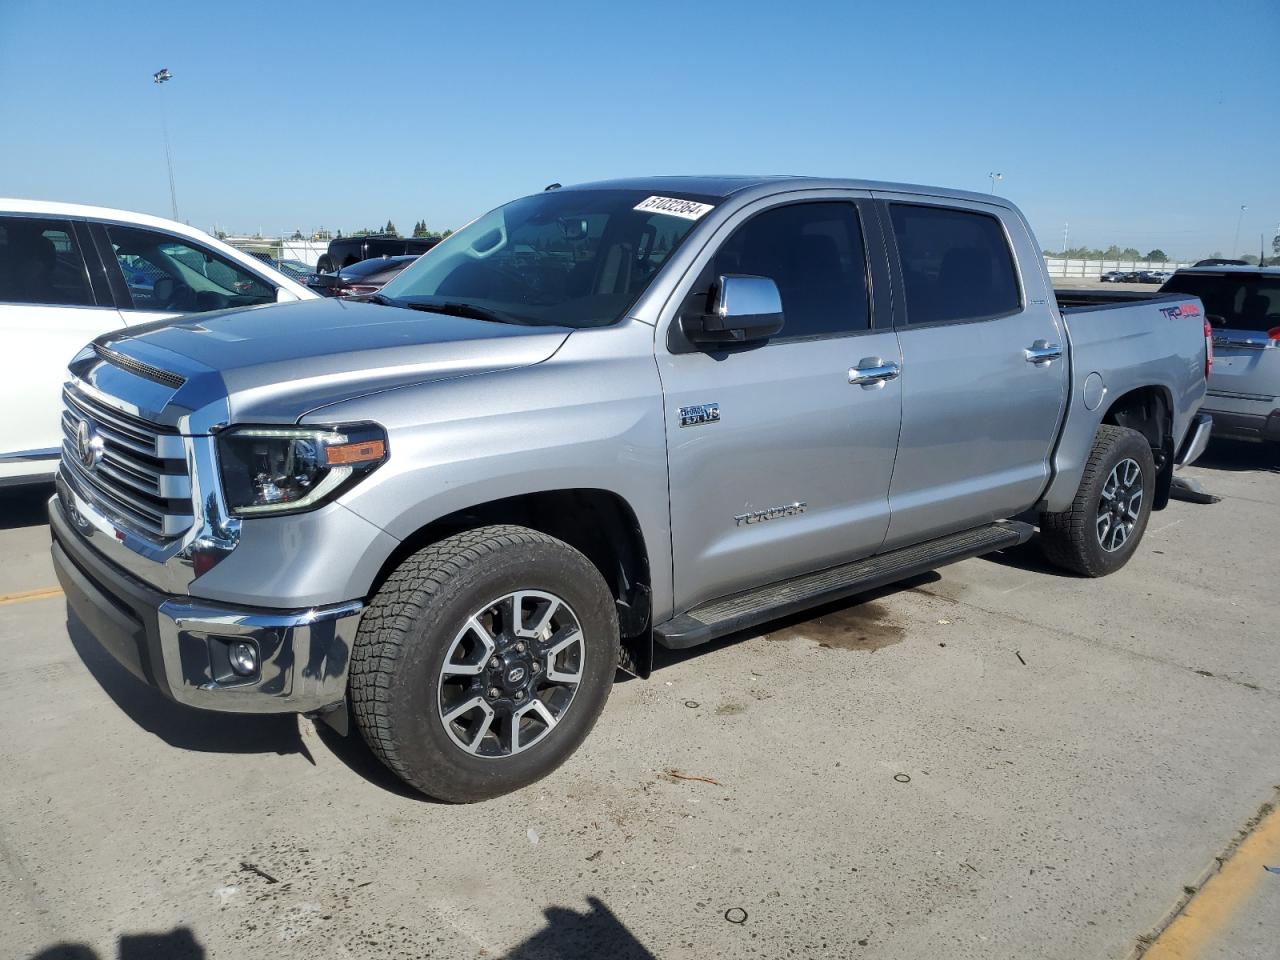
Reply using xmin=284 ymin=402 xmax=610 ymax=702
xmin=229 ymin=640 xmax=259 ymax=677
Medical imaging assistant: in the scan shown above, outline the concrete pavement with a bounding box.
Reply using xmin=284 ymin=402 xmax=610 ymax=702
xmin=1 ymin=439 xmax=1276 ymax=960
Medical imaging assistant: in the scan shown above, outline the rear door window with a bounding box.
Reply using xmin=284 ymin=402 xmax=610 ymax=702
xmin=1161 ymin=273 xmax=1280 ymax=332
xmin=0 ymin=216 xmax=96 ymax=307
xmin=890 ymin=204 xmax=1021 ymax=325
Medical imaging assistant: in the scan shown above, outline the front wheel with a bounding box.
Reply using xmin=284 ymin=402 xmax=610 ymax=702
xmin=1039 ymin=425 xmax=1156 ymax=577
xmin=349 ymin=525 xmax=618 ymax=802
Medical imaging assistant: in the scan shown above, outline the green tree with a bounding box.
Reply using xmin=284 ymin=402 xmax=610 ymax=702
xmin=1120 ymin=247 xmax=1141 ymax=259
xmin=1145 ymin=249 xmax=1167 ymax=262
xmin=383 ymin=220 xmax=398 ymax=236
xmin=442 ymin=228 xmax=453 ymax=239
xmin=1241 ymin=254 xmax=1260 ymax=265
xmin=412 ymin=219 xmax=430 ymax=238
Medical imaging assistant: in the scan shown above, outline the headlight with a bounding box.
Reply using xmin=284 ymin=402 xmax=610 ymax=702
xmin=217 ymin=424 xmax=388 ymax=516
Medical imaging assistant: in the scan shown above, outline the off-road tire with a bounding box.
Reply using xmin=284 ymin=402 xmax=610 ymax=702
xmin=349 ymin=525 xmax=618 ymax=802
xmin=1039 ymin=425 xmax=1156 ymax=577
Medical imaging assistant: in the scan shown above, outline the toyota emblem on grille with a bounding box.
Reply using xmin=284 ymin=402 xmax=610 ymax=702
xmin=75 ymin=419 xmax=105 ymax=471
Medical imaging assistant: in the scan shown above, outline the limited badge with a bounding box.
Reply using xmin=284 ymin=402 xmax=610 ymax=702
xmin=634 ymin=196 xmax=715 ymax=220
xmin=679 ymin=403 xmax=720 ymax=428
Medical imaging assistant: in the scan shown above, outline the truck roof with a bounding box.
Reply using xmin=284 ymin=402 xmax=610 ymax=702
xmin=559 ymin=175 xmax=1008 ymax=207
xmin=1174 ymin=264 xmax=1280 ymax=275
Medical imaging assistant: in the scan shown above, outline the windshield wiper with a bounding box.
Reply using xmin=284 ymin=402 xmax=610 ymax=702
xmin=364 ymin=292 xmax=400 ymax=306
xmin=400 ymin=299 xmax=532 ymax=325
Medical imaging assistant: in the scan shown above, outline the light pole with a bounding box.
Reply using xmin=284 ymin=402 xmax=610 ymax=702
xmin=153 ymin=68 xmax=179 ymax=221
xmin=1232 ymin=204 xmax=1246 ymax=257
xmin=988 ymin=172 xmax=1003 ymax=194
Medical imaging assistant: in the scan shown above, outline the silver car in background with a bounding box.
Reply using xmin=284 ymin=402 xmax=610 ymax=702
xmin=1162 ymin=266 xmax=1280 ymax=451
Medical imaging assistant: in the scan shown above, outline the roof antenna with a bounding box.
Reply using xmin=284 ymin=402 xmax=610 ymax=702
xmin=1260 ymin=232 xmax=1267 ymax=268
xmin=544 ymin=182 xmax=562 ymax=191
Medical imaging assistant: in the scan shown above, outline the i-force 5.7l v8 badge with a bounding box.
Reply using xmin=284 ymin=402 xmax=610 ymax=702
xmin=678 ymin=402 xmax=720 ymax=428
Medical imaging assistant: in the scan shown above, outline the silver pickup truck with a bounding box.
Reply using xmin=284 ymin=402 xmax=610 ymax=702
xmin=50 ymin=177 xmax=1213 ymax=801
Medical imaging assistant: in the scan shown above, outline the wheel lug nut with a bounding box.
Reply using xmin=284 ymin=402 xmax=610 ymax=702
xmin=488 ymin=687 xmax=501 ymax=700
xmin=489 ymin=656 xmax=501 ymax=669
xmin=531 ymin=662 xmax=540 ymax=673
xmin=515 ymin=642 xmax=526 ymax=653
xmin=514 ymin=690 xmax=525 ymax=701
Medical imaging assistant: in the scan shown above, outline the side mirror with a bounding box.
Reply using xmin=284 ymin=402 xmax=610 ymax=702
xmin=681 ymin=275 xmax=784 ymax=346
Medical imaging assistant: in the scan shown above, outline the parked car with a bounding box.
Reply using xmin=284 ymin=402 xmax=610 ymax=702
xmin=1161 ymin=265 xmax=1280 ymax=450
xmin=309 ymin=255 xmax=418 ymax=297
xmin=316 ymin=235 xmax=440 ymax=273
xmin=1100 ymin=271 xmax=1128 ymax=283
xmin=51 ymin=176 xmax=1211 ymax=802
xmin=1138 ymin=270 xmax=1171 ymax=284
xmin=0 ymin=199 xmax=318 ymax=488
xmin=246 ymin=251 xmax=318 ymax=285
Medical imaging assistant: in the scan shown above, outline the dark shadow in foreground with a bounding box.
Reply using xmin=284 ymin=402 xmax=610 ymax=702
xmin=28 ymin=926 xmax=204 ymax=960
xmin=65 ymin=608 xmax=314 ymax=763
xmin=502 ymin=896 xmax=656 ymax=960
xmin=0 ymin=482 xmax=55 ymax=530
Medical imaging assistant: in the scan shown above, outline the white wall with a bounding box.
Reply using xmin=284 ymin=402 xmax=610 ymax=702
xmin=223 ymin=237 xmax=328 ymax=267
xmin=1043 ymin=257 xmax=1192 ymax=278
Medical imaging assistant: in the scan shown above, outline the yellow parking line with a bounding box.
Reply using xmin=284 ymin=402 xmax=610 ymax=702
xmin=0 ymin=586 xmax=63 ymax=607
xmin=1142 ymin=800 xmax=1280 ymax=959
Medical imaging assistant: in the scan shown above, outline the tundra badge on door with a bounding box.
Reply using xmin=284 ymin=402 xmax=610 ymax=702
xmin=679 ymin=402 xmax=720 ymax=428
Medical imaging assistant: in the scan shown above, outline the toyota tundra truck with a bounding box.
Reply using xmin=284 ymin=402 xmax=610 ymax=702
xmin=49 ymin=176 xmax=1213 ymax=802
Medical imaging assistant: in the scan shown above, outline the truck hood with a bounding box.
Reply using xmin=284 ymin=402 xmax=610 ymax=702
xmin=90 ymin=297 xmax=570 ymax=427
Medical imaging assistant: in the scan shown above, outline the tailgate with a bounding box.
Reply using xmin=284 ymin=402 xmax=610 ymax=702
xmin=1210 ymin=329 xmax=1280 ymax=401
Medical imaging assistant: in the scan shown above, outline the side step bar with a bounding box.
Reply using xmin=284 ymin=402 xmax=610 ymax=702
xmin=653 ymin=521 xmax=1034 ymax=650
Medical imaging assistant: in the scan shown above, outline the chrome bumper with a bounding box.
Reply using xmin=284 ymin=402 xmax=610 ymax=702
xmin=1175 ymin=412 xmax=1213 ymax=468
xmin=52 ymin=495 xmax=362 ymax=714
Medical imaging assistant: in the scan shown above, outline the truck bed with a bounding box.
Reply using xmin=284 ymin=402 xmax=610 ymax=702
xmin=1054 ymin=289 xmax=1187 ymax=312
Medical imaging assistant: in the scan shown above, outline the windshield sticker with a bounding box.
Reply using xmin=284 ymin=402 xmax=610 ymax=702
xmin=633 ymin=196 xmax=715 ymax=220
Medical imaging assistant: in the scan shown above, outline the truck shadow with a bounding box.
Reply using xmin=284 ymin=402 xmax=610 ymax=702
xmin=1193 ymin=437 xmax=1279 ymax=473
xmin=0 ymin=483 xmax=54 ymax=530
xmin=65 ymin=609 xmax=314 ymax=762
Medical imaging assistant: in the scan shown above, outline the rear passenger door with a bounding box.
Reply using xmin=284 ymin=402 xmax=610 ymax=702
xmin=659 ymin=194 xmax=902 ymax=613
xmin=876 ymin=197 xmax=1068 ymax=549
xmin=0 ymin=215 xmax=122 ymax=474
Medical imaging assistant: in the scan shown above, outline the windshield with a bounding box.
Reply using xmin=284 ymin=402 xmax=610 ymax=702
xmin=379 ymin=189 xmax=714 ymax=327
xmin=1161 ymin=272 xmax=1280 ymax=332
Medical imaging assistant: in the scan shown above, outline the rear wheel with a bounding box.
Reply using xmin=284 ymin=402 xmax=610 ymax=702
xmin=1039 ymin=425 xmax=1156 ymax=577
xmin=349 ymin=525 xmax=618 ymax=802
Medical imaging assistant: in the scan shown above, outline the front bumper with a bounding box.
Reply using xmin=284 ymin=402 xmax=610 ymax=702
xmin=51 ymin=496 xmax=362 ymax=714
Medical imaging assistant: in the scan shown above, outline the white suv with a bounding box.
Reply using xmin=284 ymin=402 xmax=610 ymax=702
xmin=0 ymin=199 xmax=317 ymax=487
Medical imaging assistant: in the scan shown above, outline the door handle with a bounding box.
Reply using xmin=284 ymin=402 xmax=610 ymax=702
xmin=1024 ymin=340 xmax=1063 ymax=365
xmin=849 ymin=358 xmax=900 ymax=386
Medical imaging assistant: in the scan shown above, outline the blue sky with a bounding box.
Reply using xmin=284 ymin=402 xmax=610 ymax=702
xmin=1 ymin=0 xmax=1276 ymax=258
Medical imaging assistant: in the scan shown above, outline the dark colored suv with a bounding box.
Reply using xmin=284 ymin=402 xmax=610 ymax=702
xmin=316 ymin=235 xmax=439 ymax=273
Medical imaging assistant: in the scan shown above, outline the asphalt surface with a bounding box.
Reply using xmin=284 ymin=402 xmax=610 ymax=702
xmin=1 ymin=438 xmax=1277 ymax=960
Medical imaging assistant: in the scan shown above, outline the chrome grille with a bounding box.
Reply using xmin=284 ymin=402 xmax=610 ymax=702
xmin=60 ymin=386 xmax=193 ymax=539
